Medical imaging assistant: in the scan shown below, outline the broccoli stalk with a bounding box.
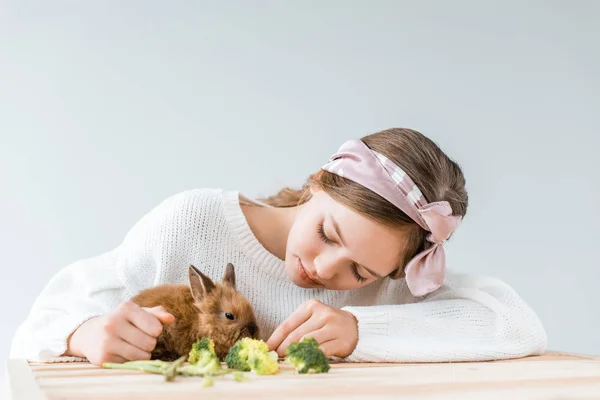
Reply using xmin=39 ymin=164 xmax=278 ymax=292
xmin=225 ymin=337 xmax=279 ymax=375
xmin=176 ymin=357 xmax=226 ymax=378
xmin=102 ymin=337 xmax=223 ymax=381
xmin=102 ymin=359 xmax=170 ymax=375
xmin=284 ymin=337 xmax=330 ymax=374
xmin=103 ymin=355 xmax=187 ymax=382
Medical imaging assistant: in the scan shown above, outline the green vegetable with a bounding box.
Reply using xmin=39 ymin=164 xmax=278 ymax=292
xmin=232 ymin=370 xmax=248 ymax=382
xmin=103 ymin=356 xmax=187 ymax=382
xmin=202 ymin=376 xmax=215 ymax=387
xmin=225 ymin=337 xmax=280 ymax=375
xmin=176 ymin=361 xmax=227 ymax=377
xmin=183 ymin=338 xmax=222 ymax=376
xmin=188 ymin=337 xmax=217 ymax=364
xmin=103 ymin=338 xmax=223 ymax=382
xmin=284 ymin=337 xmax=330 ymax=374
xmin=164 ymin=356 xmax=187 ymax=381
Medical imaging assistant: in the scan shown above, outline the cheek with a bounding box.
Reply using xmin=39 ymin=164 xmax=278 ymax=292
xmin=287 ymin=216 xmax=319 ymax=257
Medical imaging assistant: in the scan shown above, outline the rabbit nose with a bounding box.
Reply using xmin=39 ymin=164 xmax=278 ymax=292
xmin=247 ymin=323 xmax=257 ymax=336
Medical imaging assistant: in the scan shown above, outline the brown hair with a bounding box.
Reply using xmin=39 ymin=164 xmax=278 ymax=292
xmin=256 ymin=128 xmax=468 ymax=279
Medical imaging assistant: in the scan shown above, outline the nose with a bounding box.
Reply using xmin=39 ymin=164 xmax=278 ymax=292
xmin=313 ymin=251 xmax=343 ymax=280
xmin=247 ymin=323 xmax=257 ymax=337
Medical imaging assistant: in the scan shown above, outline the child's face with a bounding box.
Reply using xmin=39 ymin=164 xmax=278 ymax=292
xmin=285 ymin=187 xmax=407 ymax=290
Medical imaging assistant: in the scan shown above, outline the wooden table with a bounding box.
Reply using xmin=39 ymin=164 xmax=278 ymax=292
xmin=7 ymin=352 xmax=600 ymax=399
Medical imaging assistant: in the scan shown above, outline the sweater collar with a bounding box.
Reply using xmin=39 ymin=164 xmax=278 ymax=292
xmin=221 ymin=189 xmax=288 ymax=281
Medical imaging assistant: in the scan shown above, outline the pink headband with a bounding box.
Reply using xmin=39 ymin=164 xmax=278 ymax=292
xmin=321 ymin=139 xmax=462 ymax=296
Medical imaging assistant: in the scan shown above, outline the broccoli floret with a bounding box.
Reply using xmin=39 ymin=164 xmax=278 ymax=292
xmin=225 ymin=337 xmax=279 ymax=375
xmin=284 ymin=337 xmax=330 ymax=374
xmin=250 ymin=347 xmax=279 ymax=375
xmin=175 ymin=337 xmax=223 ymax=377
xmin=188 ymin=337 xmax=217 ymax=364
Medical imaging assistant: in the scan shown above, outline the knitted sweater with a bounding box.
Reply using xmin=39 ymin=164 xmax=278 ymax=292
xmin=10 ymin=188 xmax=547 ymax=363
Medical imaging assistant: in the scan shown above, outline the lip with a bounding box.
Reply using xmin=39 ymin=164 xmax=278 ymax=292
xmin=297 ymin=258 xmax=321 ymax=286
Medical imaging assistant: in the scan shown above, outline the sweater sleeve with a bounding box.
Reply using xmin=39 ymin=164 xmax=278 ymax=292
xmin=9 ymin=190 xmax=205 ymax=362
xmin=9 ymin=249 xmax=127 ymax=362
xmin=340 ymin=273 xmax=548 ymax=362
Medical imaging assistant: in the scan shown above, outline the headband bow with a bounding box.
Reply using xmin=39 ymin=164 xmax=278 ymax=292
xmin=321 ymin=139 xmax=462 ymax=296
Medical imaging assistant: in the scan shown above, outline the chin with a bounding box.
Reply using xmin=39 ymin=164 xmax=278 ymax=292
xmin=283 ymin=259 xmax=298 ymax=281
xmin=287 ymin=265 xmax=307 ymax=287
xmin=294 ymin=278 xmax=313 ymax=289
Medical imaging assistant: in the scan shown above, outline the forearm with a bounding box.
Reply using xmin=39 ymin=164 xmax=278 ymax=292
xmin=341 ymin=277 xmax=547 ymax=362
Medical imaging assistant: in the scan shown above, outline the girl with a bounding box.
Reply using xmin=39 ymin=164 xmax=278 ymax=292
xmin=10 ymin=128 xmax=547 ymax=365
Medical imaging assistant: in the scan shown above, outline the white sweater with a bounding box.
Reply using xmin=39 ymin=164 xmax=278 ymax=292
xmin=10 ymin=188 xmax=548 ymax=363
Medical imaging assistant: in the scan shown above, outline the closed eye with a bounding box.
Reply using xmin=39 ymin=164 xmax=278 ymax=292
xmin=317 ymin=222 xmax=334 ymax=244
xmin=318 ymin=221 xmax=368 ymax=283
xmin=351 ymin=262 xmax=368 ymax=283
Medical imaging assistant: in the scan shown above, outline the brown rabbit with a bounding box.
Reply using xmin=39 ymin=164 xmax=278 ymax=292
xmin=131 ymin=263 xmax=259 ymax=360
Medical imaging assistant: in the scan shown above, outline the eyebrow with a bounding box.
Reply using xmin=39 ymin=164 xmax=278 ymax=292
xmin=328 ymin=213 xmax=383 ymax=279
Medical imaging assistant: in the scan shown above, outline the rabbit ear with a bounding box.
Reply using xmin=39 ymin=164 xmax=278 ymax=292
xmin=189 ymin=264 xmax=215 ymax=302
xmin=222 ymin=263 xmax=236 ymax=289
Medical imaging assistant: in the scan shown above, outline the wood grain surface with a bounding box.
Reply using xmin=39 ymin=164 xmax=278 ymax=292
xmin=7 ymin=352 xmax=600 ymax=400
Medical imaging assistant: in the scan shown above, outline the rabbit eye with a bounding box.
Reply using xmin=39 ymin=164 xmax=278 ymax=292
xmin=225 ymin=312 xmax=235 ymax=320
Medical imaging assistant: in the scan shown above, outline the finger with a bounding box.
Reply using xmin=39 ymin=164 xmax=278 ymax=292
xmin=276 ymin=319 xmax=326 ymax=358
xmin=106 ymin=354 xmax=127 ymax=364
xmin=267 ymin=301 xmax=315 ymax=351
xmin=144 ymin=306 xmax=175 ymax=326
xmin=316 ymin=339 xmax=337 ymax=358
xmin=111 ymin=338 xmax=152 ymax=361
xmin=299 ymin=328 xmax=332 ymax=346
xmin=122 ymin=302 xmax=164 ymax=337
xmin=118 ymin=321 xmax=158 ymax=353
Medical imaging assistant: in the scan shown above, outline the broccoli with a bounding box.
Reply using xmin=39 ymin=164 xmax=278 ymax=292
xmin=103 ymin=355 xmax=187 ymax=382
xmin=188 ymin=337 xmax=217 ymax=364
xmin=225 ymin=337 xmax=280 ymax=375
xmin=176 ymin=357 xmax=224 ymax=377
xmin=232 ymin=371 xmax=248 ymax=382
xmin=102 ymin=358 xmax=171 ymax=374
xmin=284 ymin=336 xmax=330 ymax=374
xmin=103 ymin=337 xmax=223 ymax=381
xmin=179 ymin=337 xmax=223 ymax=376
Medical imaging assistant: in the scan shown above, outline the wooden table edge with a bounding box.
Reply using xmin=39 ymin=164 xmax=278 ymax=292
xmin=7 ymin=350 xmax=599 ymax=399
xmin=5 ymin=359 xmax=48 ymax=400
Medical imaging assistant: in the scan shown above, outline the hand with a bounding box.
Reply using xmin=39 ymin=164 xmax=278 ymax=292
xmin=267 ymin=299 xmax=358 ymax=358
xmin=65 ymin=301 xmax=175 ymax=366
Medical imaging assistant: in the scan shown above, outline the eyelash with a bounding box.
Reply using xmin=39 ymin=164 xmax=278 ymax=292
xmin=317 ymin=222 xmax=368 ymax=283
xmin=351 ymin=263 xmax=368 ymax=283
xmin=317 ymin=221 xmax=333 ymax=244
